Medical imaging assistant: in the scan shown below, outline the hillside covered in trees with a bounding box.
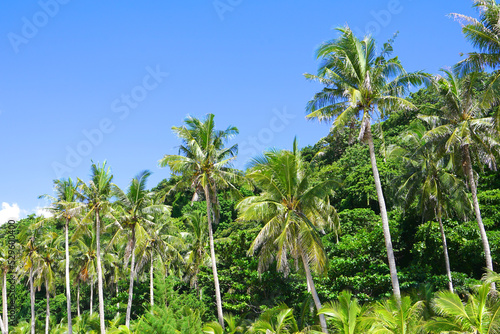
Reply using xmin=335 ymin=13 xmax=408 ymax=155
xmin=5 ymin=1 xmax=500 ymax=333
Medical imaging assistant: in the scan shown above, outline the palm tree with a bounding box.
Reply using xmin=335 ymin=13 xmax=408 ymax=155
xmin=237 ymin=138 xmax=338 ymax=333
xmin=135 ymin=215 xmax=183 ymax=308
xmin=451 ymin=1 xmax=500 ymax=101
xmin=39 ymin=177 xmax=83 ymax=334
xmin=182 ymin=211 xmax=210 ymax=292
xmin=33 ymin=231 xmax=60 ymax=334
xmin=421 ymin=70 xmax=499 ymax=284
xmin=318 ymin=291 xmax=371 ymax=334
xmin=18 ymin=216 xmax=42 ymax=334
xmin=247 ymin=305 xmax=306 ymax=334
xmin=369 ymin=296 xmax=424 ymax=334
xmin=390 ymin=122 xmax=471 ymax=292
xmin=111 ymin=170 xmax=170 ymax=328
xmin=304 ymin=27 xmax=428 ymax=300
xmin=203 ymin=314 xmax=247 ymax=334
xmin=426 ymin=282 xmax=500 ymax=333
xmin=79 ymin=161 xmax=115 ymax=333
xmin=73 ymin=233 xmax=97 ymax=316
xmin=159 ymin=113 xmax=241 ymax=328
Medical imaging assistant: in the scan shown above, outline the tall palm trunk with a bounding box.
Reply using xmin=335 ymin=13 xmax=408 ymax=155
xmin=300 ymin=252 xmax=328 ymax=333
xmin=45 ymin=281 xmax=50 ymax=334
xmin=30 ymin=265 xmax=35 ymax=334
xmin=463 ymin=145 xmax=495 ymax=289
xmin=150 ymin=257 xmax=154 ymax=308
xmin=65 ymin=218 xmax=73 ymax=334
xmin=204 ymin=185 xmax=224 ymax=328
xmin=90 ymin=282 xmax=93 ymax=315
xmin=437 ymin=206 xmax=453 ymax=292
xmin=125 ymin=227 xmax=136 ymax=328
xmin=366 ymin=124 xmax=401 ymax=301
xmin=2 ymin=269 xmax=8 ymax=334
xmin=77 ymin=282 xmax=80 ymax=317
xmin=95 ymin=210 xmax=106 ymax=333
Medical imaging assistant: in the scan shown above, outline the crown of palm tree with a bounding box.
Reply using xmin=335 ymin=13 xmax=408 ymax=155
xmin=305 ymin=26 xmax=428 ymax=141
xmin=238 ymin=138 xmax=338 ymax=276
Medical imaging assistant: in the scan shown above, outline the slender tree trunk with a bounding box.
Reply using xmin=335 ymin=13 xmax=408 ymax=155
xmin=90 ymin=282 xmax=93 ymax=315
xmin=463 ymin=145 xmax=495 ymax=290
xmin=150 ymin=256 xmax=154 ymax=308
xmin=2 ymin=270 xmax=7 ymax=334
xmin=437 ymin=207 xmax=453 ymax=292
xmin=95 ymin=210 xmax=106 ymax=333
xmin=45 ymin=281 xmax=50 ymax=334
xmin=366 ymin=125 xmax=401 ymax=301
xmin=125 ymin=227 xmax=136 ymax=329
xmin=77 ymin=283 xmax=80 ymax=317
xmin=30 ymin=265 xmax=35 ymax=334
xmin=204 ymin=186 xmax=225 ymax=328
xmin=65 ymin=218 xmax=73 ymax=334
xmin=0 ymin=303 xmax=5 ymax=334
xmin=300 ymin=252 xmax=328 ymax=333
xmin=116 ymin=284 xmax=119 ymax=308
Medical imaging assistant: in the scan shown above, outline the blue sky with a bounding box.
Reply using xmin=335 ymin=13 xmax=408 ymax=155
xmin=0 ymin=0 xmax=477 ymax=222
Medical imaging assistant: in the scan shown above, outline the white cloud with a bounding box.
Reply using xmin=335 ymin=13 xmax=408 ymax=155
xmin=35 ymin=207 xmax=53 ymax=218
xmin=0 ymin=202 xmax=20 ymax=225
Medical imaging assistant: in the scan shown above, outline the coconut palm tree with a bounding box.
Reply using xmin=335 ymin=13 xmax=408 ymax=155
xmin=426 ymin=282 xmax=500 ymax=333
xmin=182 ymin=211 xmax=210 ymax=292
xmin=237 ymin=138 xmax=339 ymax=333
xmin=304 ymin=26 xmax=429 ymax=300
xmin=72 ymin=223 xmax=97 ymax=317
xmin=390 ymin=122 xmax=471 ymax=292
xmin=33 ymin=231 xmax=61 ymax=334
xmin=111 ymin=170 xmax=170 ymax=328
xmin=39 ymin=177 xmax=83 ymax=334
xmin=18 ymin=216 xmax=42 ymax=334
xmin=134 ymin=215 xmax=183 ymax=308
xmin=369 ymin=296 xmax=425 ymax=334
xmin=318 ymin=290 xmax=371 ymax=334
xmin=420 ymin=70 xmax=499 ymax=284
xmin=451 ymin=1 xmax=500 ymax=101
xmin=159 ymin=113 xmax=242 ymax=328
xmin=79 ymin=161 xmax=115 ymax=333
xmin=247 ymin=305 xmax=306 ymax=334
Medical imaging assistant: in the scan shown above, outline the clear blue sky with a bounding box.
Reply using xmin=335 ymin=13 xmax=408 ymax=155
xmin=0 ymin=0 xmax=477 ymax=221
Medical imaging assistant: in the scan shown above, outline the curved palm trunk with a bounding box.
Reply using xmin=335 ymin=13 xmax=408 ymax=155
xmin=150 ymin=257 xmax=154 ymax=308
xmin=437 ymin=207 xmax=453 ymax=292
xmin=463 ymin=146 xmax=495 ymax=290
xmin=30 ymin=266 xmax=35 ymax=334
xmin=125 ymin=227 xmax=136 ymax=328
xmin=77 ymin=282 xmax=80 ymax=317
xmin=2 ymin=269 xmax=8 ymax=334
xmin=45 ymin=281 xmax=50 ymax=334
xmin=204 ymin=186 xmax=225 ymax=329
xmin=95 ymin=210 xmax=106 ymax=333
xmin=65 ymin=218 xmax=73 ymax=334
xmin=366 ymin=125 xmax=401 ymax=301
xmin=300 ymin=252 xmax=328 ymax=333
